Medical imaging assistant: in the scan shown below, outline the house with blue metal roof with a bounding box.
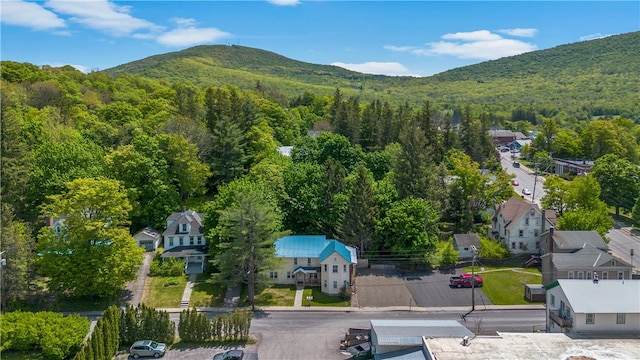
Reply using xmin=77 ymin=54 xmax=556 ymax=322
xmin=270 ymin=235 xmax=358 ymax=295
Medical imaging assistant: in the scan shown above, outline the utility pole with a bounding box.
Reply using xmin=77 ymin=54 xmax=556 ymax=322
xmin=471 ymin=245 xmax=477 ymax=312
xmin=249 ymin=245 xmax=255 ymax=311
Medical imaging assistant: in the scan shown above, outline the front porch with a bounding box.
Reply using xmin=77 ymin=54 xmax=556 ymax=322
xmin=293 ymin=266 xmax=321 ymax=287
xmin=161 ymin=245 xmax=208 ymax=274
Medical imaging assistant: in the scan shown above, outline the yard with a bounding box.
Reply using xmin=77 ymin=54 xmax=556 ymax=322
xmin=143 ymin=275 xmax=188 ymax=308
xmin=189 ymin=273 xmax=226 ymax=307
xmin=303 ymin=287 xmax=351 ymax=307
xmin=465 ymin=266 xmax=542 ymax=305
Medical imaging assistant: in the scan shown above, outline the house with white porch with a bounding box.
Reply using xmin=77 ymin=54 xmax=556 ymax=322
xmin=161 ymin=209 xmax=207 ymax=274
xmin=545 ymin=279 xmax=640 ymax=334
xmin=270 ymin=235 xmax=357 ymax=295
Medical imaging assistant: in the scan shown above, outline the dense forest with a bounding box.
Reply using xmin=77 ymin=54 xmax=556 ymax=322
xmin=2 ymin=31 xmax=640 ymax=307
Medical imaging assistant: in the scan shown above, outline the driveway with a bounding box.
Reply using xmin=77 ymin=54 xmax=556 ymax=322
xmin=355 ymin=268 xmax=492 ymax=308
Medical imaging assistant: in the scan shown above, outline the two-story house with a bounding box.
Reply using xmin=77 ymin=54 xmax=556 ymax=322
xmin=270 ymin=235 xmax=357 ymax=295
xmin=161 ymin=209 xmax=207 ymax=274
xmin=490 ymin=197 xmax=556 ymax=254
xmin=546 ymin=279 xmax=640 ymax=334
xmin=540 ymin=228 xmax=631 ymax=285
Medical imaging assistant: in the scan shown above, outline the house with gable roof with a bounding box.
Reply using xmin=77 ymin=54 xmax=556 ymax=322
xmin=490 ymin=197 xmax=556 ymax=254
xmin=540 ymin=228 xmax=632 ymax=285
xmin=133 ymin=226 xmax=161 ymax=251
xmin=161 ymin=209 xmax=207 ymax=274
xmin=545 ymin=279 xmax=640 ymax=334
xmin=270 ymin=235 xmax=357 ymax=295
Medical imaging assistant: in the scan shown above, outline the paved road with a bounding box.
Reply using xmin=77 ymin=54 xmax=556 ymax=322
xmin=155 ymin=308 xmax=545 ymax=360
xmin=500 ymin=152 xmax=545 ymax=205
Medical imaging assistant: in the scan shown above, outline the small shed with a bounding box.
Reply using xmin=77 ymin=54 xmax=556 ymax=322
xmin=133 ymin=226 xmax=161 ymax=251
xmin=525 ymin=284 xmax=545 ymax=302
xmin=452 ymin=234 xmax=481 ymax=260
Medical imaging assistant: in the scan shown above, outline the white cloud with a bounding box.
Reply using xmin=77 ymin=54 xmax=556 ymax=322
xmin=579 ymin=33 xmax=610 ymax=41
xmin=267 ymin=0 xmax=300 ymax=6
xmin=157 ymin=27 xmax=231 ymax=47
xmin=384 ymin=45 xmax=418 ymax=52
xmin=1 ymin=0 xmax=66 ymax=30
xmin=45 ymin=0 xmax=161 ymax=36
xmin=172 ymin=18 xmax=197 ymax=27
xmin=387 ymin=30 xmax=537 ymax=60
xmin=331 ymin=61 xmax=414 ymax=76
xmin=498 ymin=28 xmax=538 ymax=37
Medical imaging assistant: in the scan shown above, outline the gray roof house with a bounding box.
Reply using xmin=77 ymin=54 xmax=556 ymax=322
xmin=541 ymin=245 xmax=633 ymax=285
xmin=452 ymin=234 xmax=481 ymax=260
xmin=133 ymin=226 xmax=161 ymax=252
xmin=540 ymin=228 xmax=608 ymax=255
xmin=545 ymin=279 xmax=640 ymax=334
xmin=161 ymin=209 xmax=207 ymax=274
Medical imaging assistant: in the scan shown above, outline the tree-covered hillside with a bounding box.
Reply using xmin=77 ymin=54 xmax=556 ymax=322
xmin=105 ymin=31 xmax=640 ymax=119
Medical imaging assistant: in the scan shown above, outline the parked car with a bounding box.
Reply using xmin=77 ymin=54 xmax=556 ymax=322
xmin=449 ymin=273 xmax=483 ymax=288
xmin=129 ymin=340 xmax=166 ymax=358
xmin=510 ymin=153 xmax=518 ymax=158
xmin=513 ymin=161 xmax=520 ymax=168
xmin=522 ymin=188 xmax=532 ymax=195
xmin=213 ymin=350 xmax=258 ymax=360
xmin=512 ymin=179 xmax=519 ymax=186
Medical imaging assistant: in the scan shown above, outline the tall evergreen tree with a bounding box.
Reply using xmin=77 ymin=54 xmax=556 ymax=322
xmin=393 ymin=121 xmax=435 ymax=201
xmin=210 ymin=116 xmax=247 ymax=188
xmin=338 ymin=164 xmax=377 ymax=257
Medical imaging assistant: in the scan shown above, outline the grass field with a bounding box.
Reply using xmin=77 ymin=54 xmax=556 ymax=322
xmin=303 ymin=287 xmax=351 ymax=307
xmin=253 ymin=285 xmax=297 ymax=306
xmin=189 ymin=273 xmax=226 ymax=307
xmin=143 ymin=275 xmax=188 ymax=308
xmin=465 ymin=266 xmax=543 ymax=305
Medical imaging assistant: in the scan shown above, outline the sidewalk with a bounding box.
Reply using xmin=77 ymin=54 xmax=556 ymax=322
xmin=180 ymin=274 xmax=198 ymax=308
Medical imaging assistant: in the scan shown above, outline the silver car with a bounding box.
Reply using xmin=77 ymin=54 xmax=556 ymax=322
xmin=129 ymin=340 xmax=166 ymax=358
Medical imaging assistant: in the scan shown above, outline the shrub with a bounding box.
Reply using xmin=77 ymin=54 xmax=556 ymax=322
xmin=149 ymin=256 xmax=185 ymax=277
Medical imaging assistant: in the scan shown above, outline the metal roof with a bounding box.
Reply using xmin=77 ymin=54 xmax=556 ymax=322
xmin=555 ymin=279 xmax=640 ymax=314
xmin=275 ymin=235 xmax=356 ymax=263
xmin=371 ymin=320 xmax=473 ymax=346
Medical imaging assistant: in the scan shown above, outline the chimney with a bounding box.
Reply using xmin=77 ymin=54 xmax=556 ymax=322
xmin=182 ymin=206 xmax=187 ymax=213
xmin=548 ymin=226 xmax=555 ymax=254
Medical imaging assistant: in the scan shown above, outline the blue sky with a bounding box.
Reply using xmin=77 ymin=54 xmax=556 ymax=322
xmin=1 ymin=1 xmax=639 ymax=77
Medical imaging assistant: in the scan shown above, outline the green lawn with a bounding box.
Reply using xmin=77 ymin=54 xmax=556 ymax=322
xmin=190 ymin=273 xmax=226 ymax=307
xmin=465 ymin=266 xmax=542 ymax=305
xmin=143 ymin=275 xmax=188 ymax=308
xmin=253 ymin=285 xmax=297 ymax=306
xmin=303 ymin=287 xmax=351 ymax=307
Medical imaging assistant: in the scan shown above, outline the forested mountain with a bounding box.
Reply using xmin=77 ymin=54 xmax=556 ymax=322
xmin=105 ymin=31 xmax=640 ymax=119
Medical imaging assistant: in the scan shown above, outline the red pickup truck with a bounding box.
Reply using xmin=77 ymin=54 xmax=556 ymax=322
xmin=449 ymin=273 xmax=483 ymax=288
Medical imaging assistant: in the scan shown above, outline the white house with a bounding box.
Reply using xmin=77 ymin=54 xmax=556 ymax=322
xmin=132 ymin=226 xmax=161 ymax=251
xmin=270 ymin=235 xmax=357 ymax=295
xmin=490 ymin=197 xmax=556 ymax=254
xmin=161 ymin=209 xmax=207 ymax=274
xmin=452 ymin=234 xmax=481 ymax=260
xmin=545 ymin=279 xmax=640 ymax=334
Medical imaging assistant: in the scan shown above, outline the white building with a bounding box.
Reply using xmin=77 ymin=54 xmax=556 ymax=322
xmin=270 ymin=235 xmax=357 ymax=295
xmin=545 ymin=279 xmax=640 ymax=334
xmin=133 ymin=226 xmax=161 ymax=251
xmin=161 ymin=209 xmax=207 ymax=274
xmin=490 ymin=197 xmax=556 ymax=254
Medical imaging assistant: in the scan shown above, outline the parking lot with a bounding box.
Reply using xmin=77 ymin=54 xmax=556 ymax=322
xmin=355 ymin=268 xmax=492 ymax=308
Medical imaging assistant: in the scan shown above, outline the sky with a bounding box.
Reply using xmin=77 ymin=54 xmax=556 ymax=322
xmin=1 ymin=1 xmax=639 ymax=77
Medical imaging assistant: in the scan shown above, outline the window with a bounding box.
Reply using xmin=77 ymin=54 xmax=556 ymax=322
xmin=612 ymin=260 xmax=616 ymax=266
xmin=535 ymin=218 xmax=540 ymax=226
xmin=269 ymin=271 xmax=278 ymax=279
xmin=519 ymin=230 xmax=524 ymax=237
xmin=324 ymin=264 xmax=327 ymax=272
xmin=307 ymin=258 xmax=311 ymax=265
xmin=287 ymin=271 xmax=291 ymax=279
xmin=343 ymin=264 xmax=347 ymax=272
xmin=534 ymin=229 xmax=539 ymax=237
xmin=586 ymin=271 xmax=592 ymax=280
xmin=189 ymin=236 xmax=194 ymax=245
xmin=324 ymin=280 xmax=327 ymax=288
xmin=332 ymin=265 xmax=338 ymax=273
xmin=618 ymin=271 xmax=624 ymax=280
xmin=181 ymin=223 xmax=187 ymax=232
xmin=511 ymin=242 xmax=516 ymax=249
xmin=568 ymin=271 xmax=574 ymax=279
xmin=550 ymin=294 xmax=555 ymax=307
xmin=179 ymin=237 xmax=184 ymax=246
xmin=586 ymin=313 xmax=595 ymax=324
xmin=294 ymin=258 xmax=298 ymax=265
xmin=535 ymin=241 xmax=540 ymax=249
xmin=169 ymin=237 xmax=174 ymax=247
xmin=197 ymin=236 xmax=202 ymax=245
xmin=519 ymin=242 xmax=524 ymax=249
xmin=525 ymin=218 xmax=529 ymax=226
xmin=530 ymin=209 xmax=535 ymax=216
xmin=333 ymin=281 xmax=337 ymax=289
xmin=617 ymin=313 xmax=626 ymax=324
xmin=577 ymin=272 xmax=583 ymax=279
xmin=602 ymin=272 xmax=609 ymax=280
xmin=312 ymin=273 xmax=318 ymax=279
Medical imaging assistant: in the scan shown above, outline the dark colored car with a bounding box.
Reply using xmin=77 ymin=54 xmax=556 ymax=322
xmin=213 ymin=350 xmax=258 ymax=360
xmin=129 ymin=340 xmax=166 ymax=358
